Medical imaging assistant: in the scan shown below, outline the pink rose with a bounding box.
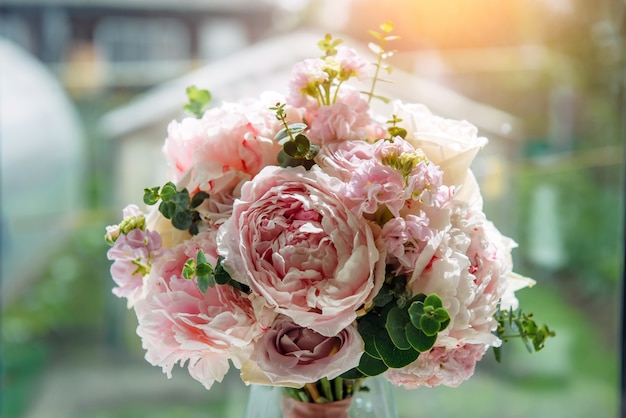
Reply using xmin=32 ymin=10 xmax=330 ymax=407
xmin=248 ymin=317 xmax=363 ymax=386
xmin=217 ymin=165 xmax=385 ymax=337
xmin=135 ymin=231 xmax=261 ymax=390
xmin=385 ymin=344 xmax=487 ymax=388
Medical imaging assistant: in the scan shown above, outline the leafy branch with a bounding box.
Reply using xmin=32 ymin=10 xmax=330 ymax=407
xmin=183 ymin=252 xmax=248 ymax=294
xmin=341 ymin=274 xmax=450 ymax=379
xmin=270 ymin=102 xmax=319 ymax=169
xmin=143 ymin=182 xmax=209 ymax=235
xmin=492 ymin=306 xmax=555 ymax=362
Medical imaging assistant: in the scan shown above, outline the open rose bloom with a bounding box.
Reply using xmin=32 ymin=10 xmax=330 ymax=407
xmin=105 ymin=34 xmax=542 ymax=398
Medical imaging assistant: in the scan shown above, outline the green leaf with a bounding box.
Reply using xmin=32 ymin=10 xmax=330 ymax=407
xmin=424 ymin=294 xmax=443 ymax=309
xmin=160 ymin=182 xmax=177 ymax=202
xmin=288 ymin=123 xmax=308 ymax=135
xmin=277 ymin=149 xmax=317 ymax=169
xmin=408 ymin=301 xmax=425 ymax=328
xmin=373 ymin=285 xmax=393 ymax=307
xmin=214 ymin=258 xmax=232 ymax=285
xmin=358 ymin=314 xmax=383 ymax=359
xmin=171 ymin=210 xmax=192 ymax=230
xmin=183 ymin=86 xmax=211 ymax=118
xmin=190 ymin=191 xmax=209 ymax=209
xmin=143 ymin=186 xmax=160 ymax=205
xmin=356 ymin=352 xmax=388 ymax=377
xmin=387 ymin=126 xmax=407 ymax=139
xmin=172 ymin=189 xmax=190 ymax=206
xmin=159 ymin=201 xmax=176 ymax=219
xmin=439 ymin=318 xmax=450 ymax=332
xmin=197 ymin=275 xmax=211 ymax=293
xmin=493 ymin=346 xmax=502 ymax=363
xmin=182 ymin=259 xmax=195 ymax=280
xmin=433 ymin=307 xmax=450 ymax=323
xmin=406 ymin=324 xmax=437 ymax=352
xmin=274 ymin=127 xmax=290 ymax=144
xmin=196 ymin=263 xmax=212 ymax=277
xmin=293 ymin=134 xmax=310 ymax=157
xmin=420 ymin=315 xmax=440 ymax=337
xmin=283 ymin=141 xmax=299 ymax=158
xmin=385 ymin=306 xmax=411 ymax=350
xmin=339 ymin=367 xmax=367 ymax=380
xmin=374 ymin=327 xmax=419 ymax=368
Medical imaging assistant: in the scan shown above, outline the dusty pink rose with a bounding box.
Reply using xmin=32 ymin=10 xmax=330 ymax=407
xmin=249 ymin=317 xmax=363 ymax=386
xmin=385 ymin=344 xmax=487 ymax=388
xmin=135 ymin=231 xmax=261 ymax=390
xmin=217 ymin=165 xmax=384 ymax=337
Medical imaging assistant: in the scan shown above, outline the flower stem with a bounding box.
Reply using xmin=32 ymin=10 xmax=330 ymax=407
xmin=305 ymin=382 xmax=321 ymax=403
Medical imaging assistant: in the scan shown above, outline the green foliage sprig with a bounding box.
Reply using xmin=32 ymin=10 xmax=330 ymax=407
xmin=492 ymin=306 xmax=556 ymax=362
xmin=385 ymin=114 xmax=407 ymax=140
xmin=366 ymin=22 xmax=400 ymax=104
xmin=341 ymin=274 xmax=450 ymax=379
xmin=271 ymin=102 xmax=319 ymax=169
xmin=183 ymin=86 xmax=211 ymax=118
xmin=182 ymin=252 xmax=247 ymax=294
xmin=143 ymin=182 xmax=209 ymax=235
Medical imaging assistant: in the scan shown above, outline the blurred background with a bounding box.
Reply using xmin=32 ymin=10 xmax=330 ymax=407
xmin=0 ymin=0 xmax=624 ymax=417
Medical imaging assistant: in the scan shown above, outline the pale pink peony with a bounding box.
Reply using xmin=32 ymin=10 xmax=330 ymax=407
xmin=247 ymin=317 xmax=363 ymax=386
xmin=135 ymin=231 xmax=262 ymax=390
xmin=408 ymin=202 xmax=521 ymax=349
xmin=385 ymin=344 xmax=487 ymax=388
xmin=217 ymin=165 xmax=385 ymax=337
xmin=163 ymin=92 xmax=296 ymax=189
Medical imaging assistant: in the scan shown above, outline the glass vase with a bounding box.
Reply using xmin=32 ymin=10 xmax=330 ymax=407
xmin=244 ymin=375 xmax=398 ymax=418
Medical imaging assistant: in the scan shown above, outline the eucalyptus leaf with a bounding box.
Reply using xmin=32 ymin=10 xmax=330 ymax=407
xmin=406 ymin=324 xmax=437 ymax=352
xmin=356 ymin=352 xmax=388 ymax=377
xmin=424 ymin=294 xmax=443 ymax=309
xmin=408 ymin=301 xmax=425 ymax=328
xmin=420 ymin=315 xmax=440 ymax=337
xmin=385 ymin=306 xmax=411 ymax=350
xmin=190 ymin=191 xmax=210 ymax=209
xmin=339 ymin=367 xmax=366 ymax=380
xmin=172 ymin=210 xmax=193 ymax=230
xmin=160 ymin=182 xmax=177 ymax=201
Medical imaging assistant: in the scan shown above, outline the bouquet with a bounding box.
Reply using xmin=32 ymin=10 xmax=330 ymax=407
xmin=105 ymin=23 xmax=552 ymax=415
